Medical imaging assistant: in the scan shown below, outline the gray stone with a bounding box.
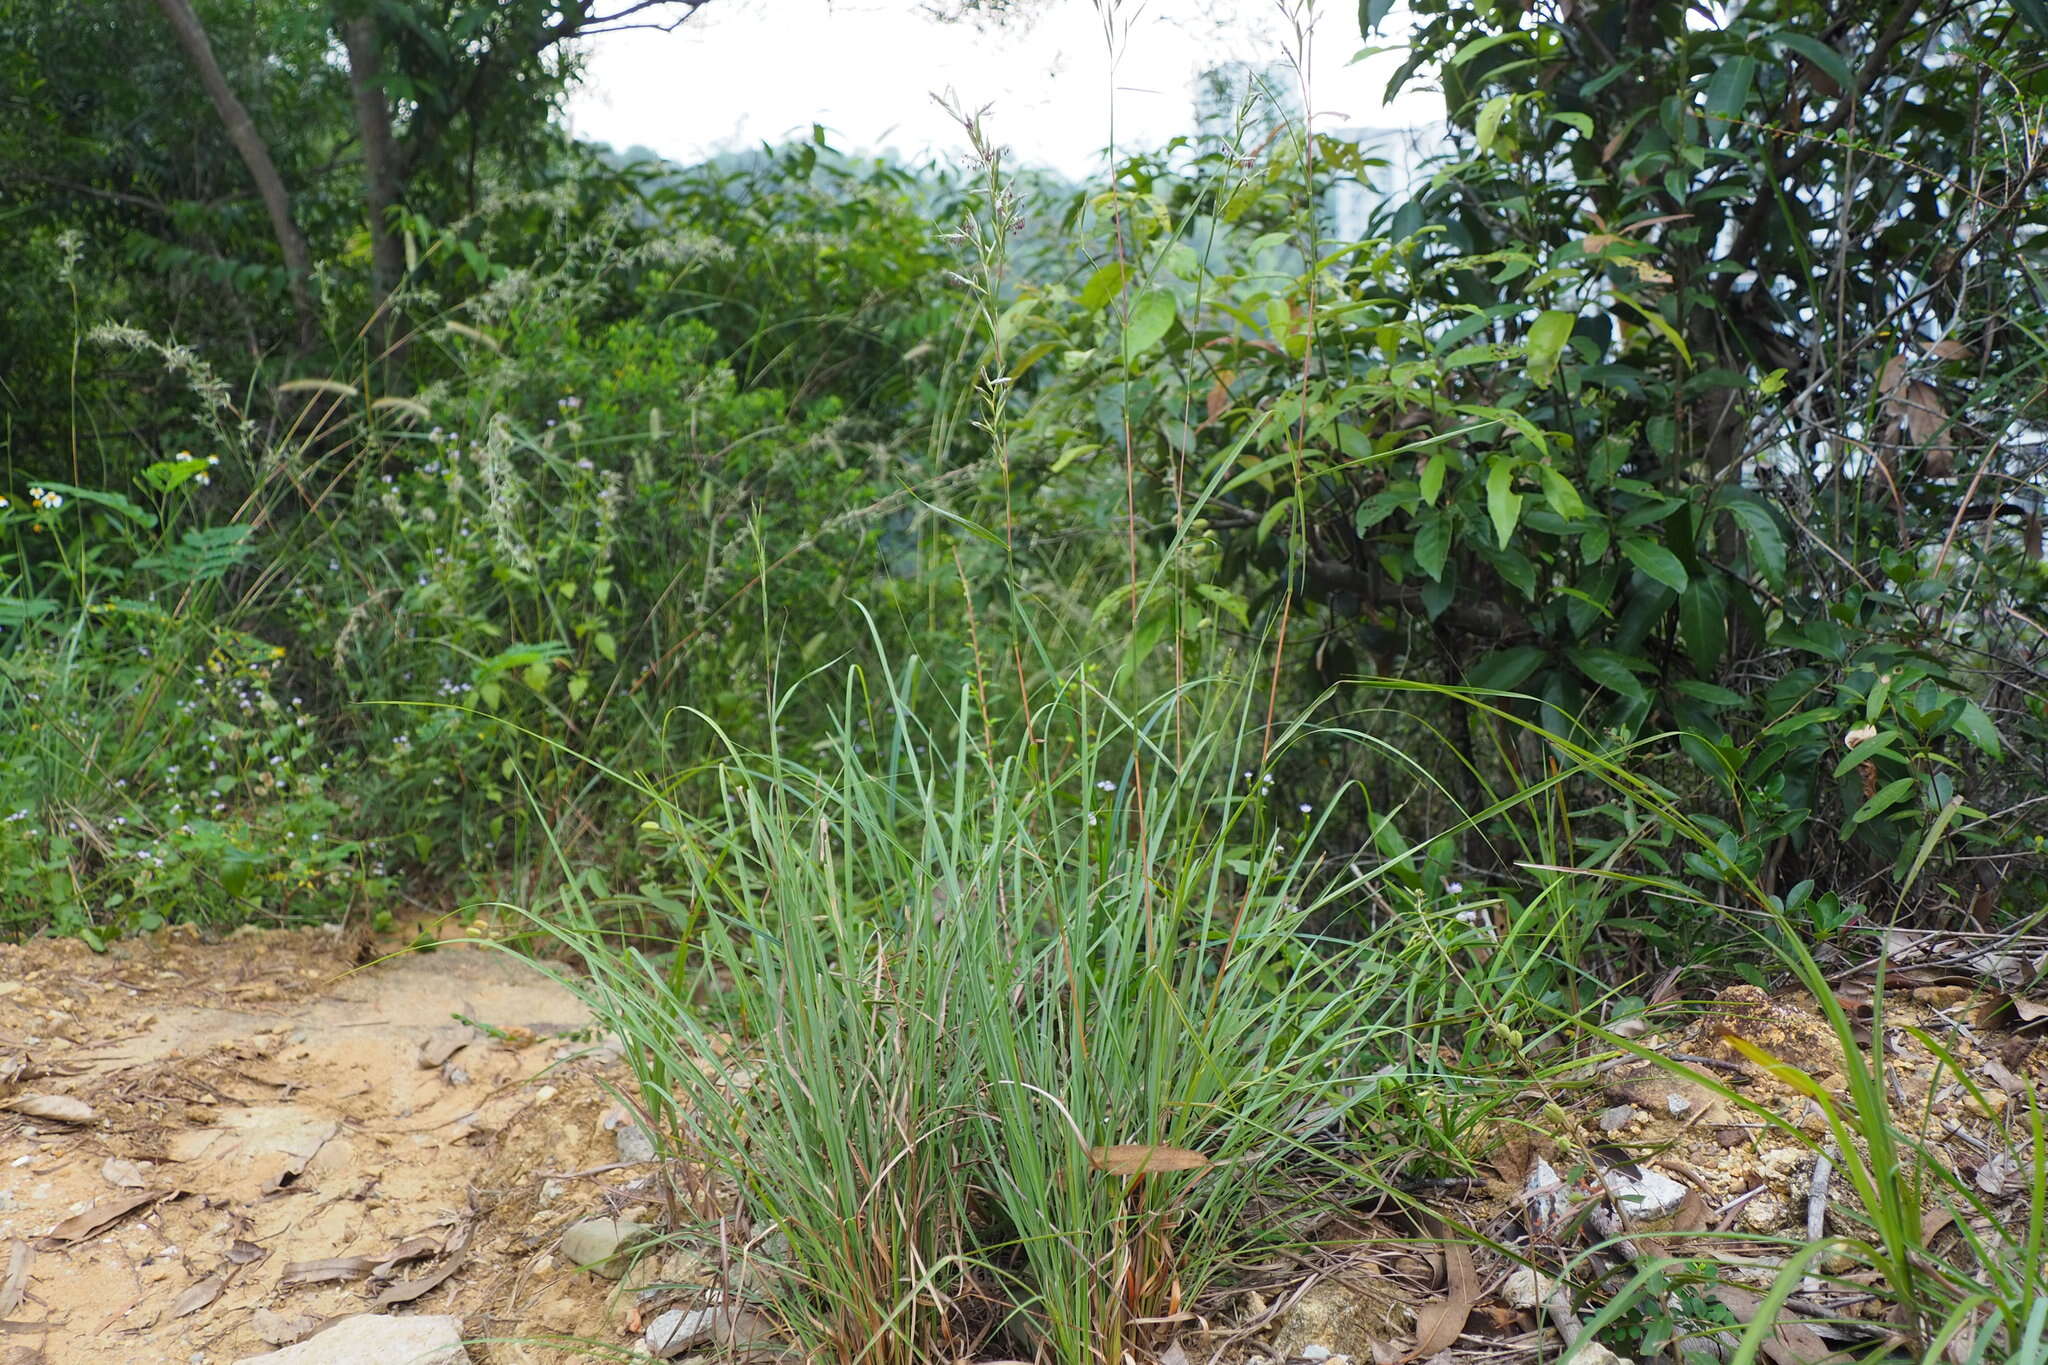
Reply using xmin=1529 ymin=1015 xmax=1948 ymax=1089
xmin=231 ymin=1313 xmax=468 ymax=1365
xmin=561 ymin=1215 xmax=653 ymax=1278
xmin=615 ymin=1124 xmax=657 ymax=1164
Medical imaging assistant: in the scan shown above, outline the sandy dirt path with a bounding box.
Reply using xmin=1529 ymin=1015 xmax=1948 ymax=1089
xmin=0 ymin=920 xmax=655 ymax=1365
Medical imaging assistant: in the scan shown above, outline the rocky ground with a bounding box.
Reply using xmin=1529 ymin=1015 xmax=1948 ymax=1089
xmin=0 ymin=920 xmax=2040 ymax=1365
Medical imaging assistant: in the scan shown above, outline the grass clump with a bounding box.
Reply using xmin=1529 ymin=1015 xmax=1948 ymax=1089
xmin=534 ymin=650 xmax=1429 ymax=1364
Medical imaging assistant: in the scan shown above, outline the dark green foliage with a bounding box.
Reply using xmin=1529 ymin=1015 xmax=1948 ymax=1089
xmin=997 ymin=2 xmax=2048 ymax=941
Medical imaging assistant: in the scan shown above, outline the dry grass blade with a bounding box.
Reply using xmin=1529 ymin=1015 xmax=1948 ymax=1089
xmin=274 ymin=377 xmax=359 ymax=397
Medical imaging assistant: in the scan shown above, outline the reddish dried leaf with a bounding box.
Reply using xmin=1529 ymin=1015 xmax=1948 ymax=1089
xmin=1085 ymin=1145 xmax=1209 ymax=1176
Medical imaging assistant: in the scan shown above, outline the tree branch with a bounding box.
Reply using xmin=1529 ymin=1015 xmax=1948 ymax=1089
xmin=149 ymin=0 xmax=315 ymax=341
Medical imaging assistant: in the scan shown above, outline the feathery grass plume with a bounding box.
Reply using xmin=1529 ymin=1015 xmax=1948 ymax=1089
xmin=474 ymin=412 xmax=536 ymax=574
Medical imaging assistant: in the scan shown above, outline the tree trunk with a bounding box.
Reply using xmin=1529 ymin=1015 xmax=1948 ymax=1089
xmin=150 ymin=0 xmax=316 ymax=342
xmin=342 ymin=13 xmax=406 ymax=343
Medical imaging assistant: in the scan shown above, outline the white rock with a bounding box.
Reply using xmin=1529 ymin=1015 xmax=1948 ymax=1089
xmin=231 ymin=1314 xmax=467 ymax=1365
xmin=1503 ymin=1266 xmax=1553 ymax=1309
xmin=1565 ymin=1342 xmax=1635 ymax=1365
xmin=1602 ymin=1166 xmax=1687 ymax=1220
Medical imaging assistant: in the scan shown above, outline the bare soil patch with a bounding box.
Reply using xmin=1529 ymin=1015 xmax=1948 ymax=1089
xmin=0 ymin=919 xmax=646 ymax=1365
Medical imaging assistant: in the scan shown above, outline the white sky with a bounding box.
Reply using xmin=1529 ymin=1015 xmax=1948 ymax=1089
xmin=566 ymin=1 xmax=1442 ymax=176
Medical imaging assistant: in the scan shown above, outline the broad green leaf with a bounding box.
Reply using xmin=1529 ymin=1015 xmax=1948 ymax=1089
xmin=1448 ymin=31 xmax=1532 ymax=70
xmin=1774 ymin=33 xmax=1851 ymax=92
xmin=1420 ymin=453 xmax=1449 ymax=505
xmin=994 ymin=296 xmax=1037 ymax=341
xmin=1621 ymin=536 xmax=1689 ymax=593
xmin=1834 ymin=732 xmax=1905 ymax=779
xmin=1704 ymin=56 xmax=1759 ymax=137
xmin=1358 ymin=0 xmax=1398 ymax=36
xmin=1948 ymin=698 xmax=2002 ymax=757
xmin=1552 ymin=111 xmax=1593 ymax=138
xmin=1476 ymin=94 xmax=1511 ymax=154
xmin=1524 ymin=309 xmax=1576 ymax=387
xmin=1194 ymin=583 xmax=1250 ymax=629
xmin=30 ymin=480 xmax=156 ymax=526
xmin=1678 ymin=577 xmax=1726 ymax=674
xmin=1536 ymin=465 xmax=1588 ymax=520
xmin=1486 ymin=457 xmax=1523 ymax=548
xmin=1414 ymin=511 xmax=1452 ymax=580
xmin=1050 ymin=442 xmax=1100 ymax=474
xmin=1848 ymin=776 xmax=1917 ymax=828
xmin=1468 ymin=645 xmax=1548 ymax=691
xmin=1613 ymin=292 xmax=1692 ymax=366
xmin=1674 ymin=679 xmax=1745 ymax=708
xmin=1077 ymin=261 xmax=1129 ymax=312
xmin=1718 ymin=491 xmax=1788 ymax=587
xmin=1123 ymin=288 xmax=1177 ymax=357
xmin=1567 ymin=647 xmax=1649 ymax=703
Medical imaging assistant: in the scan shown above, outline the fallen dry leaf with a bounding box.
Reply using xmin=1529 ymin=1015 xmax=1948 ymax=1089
xmin=1713 ymin=1284 xmax=1838 ymax=1365
xmin=1085 ymin=1145 xmax=1209 ymax=1176
xmin=168 ymin=1273 xmax=225 ymax=1319
xmin=1877 ymin=353 xmax=1953 ymax=473
xmin=417 ymin=1025 xmax=476 ymax=1069
xmin=38 ymin=1190 xmax=168 ymax=1246
xmin=0 ymin=1241 xmax=32 ymax=1318
xmin=1411 ymin=1239 xmax=1477 ymax=1360
xmin=227 ymin=1239 xmax=268 ymax=1265
xmin=1976 ymin=1152 xmax=2032 ymax=1200
xmin=2 ymin=1094 xmax=95 ymax=1125
xmin=372 ymin=1251 xmax=467 ymax=1307
xmin=261 ymin=1120 xmax=340 ymax=1194
xmin=99 ymin=1156 xmax=149 ymax=1189
xmin=1976 ymin=995 xmax=2048 ymax=1035
xmin=279 ymin=1256 xmax=378 ymax=1286
xmin=370 ymin=1233 xmax=443 ymax=1278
